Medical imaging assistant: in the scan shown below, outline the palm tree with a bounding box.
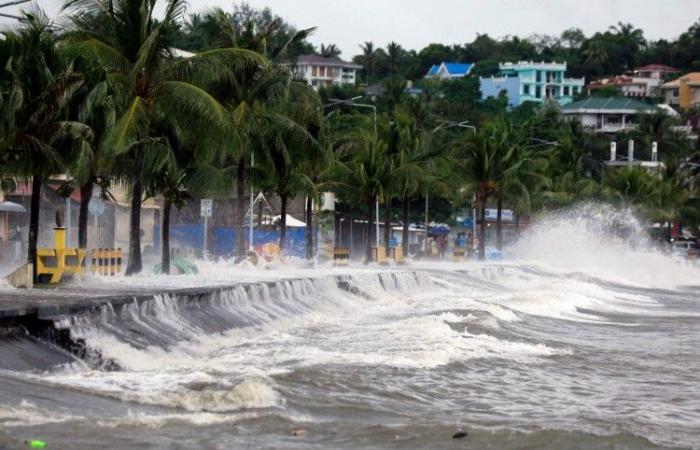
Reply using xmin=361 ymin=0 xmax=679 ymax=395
xmin=319 ymin=43 xmax=341 ymax=58
xmin=360 ymin=41 xmax=376 ymax=80
xmin=1 ymin=10 xmax=88 ymax=282
xmin=335 ymin=132 xmax=388 ymax=263
xmin=62 ymin=0 xmax=246 ymax=274
xmin=146 ymin=117 xmax=224 ymax=274
xmin=206 ymin=10 xmax=312 ymax=258
xmin=459 ymin=120 xmax=525 ymax=260
xmin=386 ymin=41 xmax=403 ymax=75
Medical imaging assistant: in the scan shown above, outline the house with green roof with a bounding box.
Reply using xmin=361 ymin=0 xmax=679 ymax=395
xmin=560 ymin=97 xmax=658 ymax=133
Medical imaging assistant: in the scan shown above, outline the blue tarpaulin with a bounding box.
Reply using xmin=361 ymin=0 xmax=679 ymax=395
xmin=168 ymin=225 xmax=307 ymax=258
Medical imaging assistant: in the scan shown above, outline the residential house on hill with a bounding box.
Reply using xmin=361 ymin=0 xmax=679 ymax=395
xmin=284 ymin=54 xmax=362 ymax=91
xmin=560 ymin=97 xmax=657 ymax=134
xmin=480 ymin=61 xmax=585 ymax=107
xmin=425 ymin=62 xmax=475 ymax=80
xmin=661 ymin=73 xmax=700 ymax=110
xmin=634 ymin=64 xmax=681 ymax=80
xmin=587 ymin=64 xmax=680 ymax=99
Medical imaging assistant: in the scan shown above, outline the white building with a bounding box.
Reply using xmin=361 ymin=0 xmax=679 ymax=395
xmin=560 ymin=97 xmax=658 ymax=134
xmin=284 ymin=54 xmax=362 ymax=91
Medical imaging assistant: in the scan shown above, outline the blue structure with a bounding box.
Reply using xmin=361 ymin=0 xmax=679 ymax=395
xmin=168 ymin=225 xmax=307 ymax=259
xmin=425 ymin=62 xmax=475 ymax=80
xmin=480 ymin=61 xmax=585 ymax=107
xmin=480 ymin=76 xmax=521 ymax=108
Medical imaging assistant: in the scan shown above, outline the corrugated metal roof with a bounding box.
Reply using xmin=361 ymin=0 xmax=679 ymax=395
xmin=561 ymin=97 xmax=657 ymax=111
xmin=443 ymin=63 xmax=474 ymax=75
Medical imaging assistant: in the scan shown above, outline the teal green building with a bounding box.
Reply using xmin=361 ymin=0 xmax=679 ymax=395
xmin=480 ymin=61 xmax=585 ymax=107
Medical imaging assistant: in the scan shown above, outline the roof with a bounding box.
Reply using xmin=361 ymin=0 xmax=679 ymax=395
xmin=425 ymin=62 xmax=474 ymax=77
xmin=635 ymin=64 xmax=680 ymax=73
xmin=561 ymin=97 xmax=657 ymax=112
xmin=291 ymin=54 xmax=361 ymax=69
xmin=442 ymin=63 xmax=474 ymax=76
xmin=662 ymin=72 xmax=700 ymax=88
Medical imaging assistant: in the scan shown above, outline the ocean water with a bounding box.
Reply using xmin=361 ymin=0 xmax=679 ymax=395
xmin=1 ymin=205 xmax=699 ymax=449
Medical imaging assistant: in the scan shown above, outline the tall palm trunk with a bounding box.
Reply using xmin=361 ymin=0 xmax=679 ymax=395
xmin=161 ymin=198 xmax=172 ymax=275
xmin=126 ymin=149 xmax=144 ymax=276
xmin=401 ymin=198 xmax=409 ymax=257
xmin=305 ymin=195 xmax=313 ymax=260
xmin=78 ymin=182 xmax=93 ymax=249
xmin=383 ymin=198 xmax=392 ymax=257
xmin=496 ymin=195 xmax=504 ymax=251
xmin=478 ymin=197 xmax=487 ymax=261
xmin=365 ymin=197 xmax=374 ymax=264
xmin=125 ymin=176 xmax=143 ymax=275
xmin=279 ymin=194 xmax=288 ymax=250
xmin=234 ymin=158 xmax=246 ymax=258
xmin=28 ymin=175 xmax=41 ymax=283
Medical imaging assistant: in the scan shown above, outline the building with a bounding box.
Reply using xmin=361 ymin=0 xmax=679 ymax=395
xmin=661 ymin=72 xmax=700 ymax=110
xmin=587 ymin=64 xmax=681 ymax=99
xmin=587 ymin=75 xmax=661 ymax=98
xmin=560 ymin=97 xmax=658 ymax=133
xmin=634 ymin=64 xmax=681 ymax=80
xmin=284 ymin=54 xmax=362 ymax=91
xmin=425 ymin=62 xmax=475 ymax=80
xmin=480 ymin=61 xmax=585 ymax=107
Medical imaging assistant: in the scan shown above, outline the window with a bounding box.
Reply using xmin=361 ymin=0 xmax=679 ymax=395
xmin=523 ymin=84 xmax=530 ymax=95
xmin=673 ymin=89 xmax=680 ymax=97
xmin=536 ymin=71 xmax=542 ymax=82
xmin=312 ymin=66 xmax=318 ymax=77
xmin=563 ymin=86 xmax=570 ymax=96
xmin=535 ymin=86 xmax=541 ymax=98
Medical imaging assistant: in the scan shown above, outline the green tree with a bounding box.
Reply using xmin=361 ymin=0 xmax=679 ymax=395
xmin=1 ymin=11 xmax=88 ymax=282
xmin=63 ymin=0 xmax=242 ymax=274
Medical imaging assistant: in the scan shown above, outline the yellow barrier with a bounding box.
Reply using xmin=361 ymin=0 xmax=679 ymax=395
xmin=394 ymin=246 xmax=405 ymax=265
xmin=333 ymin=247 xmax=350 ymax=266
xmin=91 ymin=248 xmax=123 ymax=276
xmin=36 ymin=227 xmax=86 ymax=284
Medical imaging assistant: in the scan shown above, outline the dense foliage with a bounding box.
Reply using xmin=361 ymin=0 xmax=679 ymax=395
xmin=1 ymin=2 xmax=699 ymax=277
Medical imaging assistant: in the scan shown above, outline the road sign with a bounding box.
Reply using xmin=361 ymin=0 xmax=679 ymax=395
xmin=201 ymin=199 xmax=213 ymax=218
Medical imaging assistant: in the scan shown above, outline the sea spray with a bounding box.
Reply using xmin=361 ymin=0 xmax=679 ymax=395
xmin=510 ymin=202 xmax=700 ymax=288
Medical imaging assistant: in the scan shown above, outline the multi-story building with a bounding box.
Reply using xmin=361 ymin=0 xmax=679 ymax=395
xmin=480 ymin=61 xmax=585 ymax=107
xmin=425 ymin=62 xmax=475 ymax=80
xmin=284 ymin=54 xmax=362 ymax=91
xmin=661 ymin=73 xmax=700 ymax=110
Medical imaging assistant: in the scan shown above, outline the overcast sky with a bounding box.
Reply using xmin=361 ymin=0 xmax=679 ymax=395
xmin=3 ymin=0 xmax=699 ymax=58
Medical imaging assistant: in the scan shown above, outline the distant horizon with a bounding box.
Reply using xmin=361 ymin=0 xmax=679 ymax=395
xmin=1 ymin=0 xmax=698 ymax=59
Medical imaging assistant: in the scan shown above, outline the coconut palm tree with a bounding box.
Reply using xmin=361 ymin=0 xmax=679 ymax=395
xmin=334 ymin=132 xmax=389 ymax=263
xmin=62 ymin=0 xmax=251 ymax=274
xmin=205 ymin=10 xmax=313 ymax=258
xmin=359 ymin=41 xmax=376 ymax=80
xmin=1 ymin=10 xmax=89 ymax=282
xmin=319 ymin=43 xmax=341 ymax=58
xmin=459 ymin=119 xmax=527 ymax=260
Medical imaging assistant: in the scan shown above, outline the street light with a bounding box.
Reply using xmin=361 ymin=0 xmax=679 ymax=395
xmin=324 ymin=97 xmax=381 ymax=251
xmin=423 ymin=120 xmax=478 ymax=253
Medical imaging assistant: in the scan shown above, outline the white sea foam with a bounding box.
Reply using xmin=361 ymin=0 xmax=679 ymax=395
xmin=510 ymin=203 xmax=700 ymax=289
